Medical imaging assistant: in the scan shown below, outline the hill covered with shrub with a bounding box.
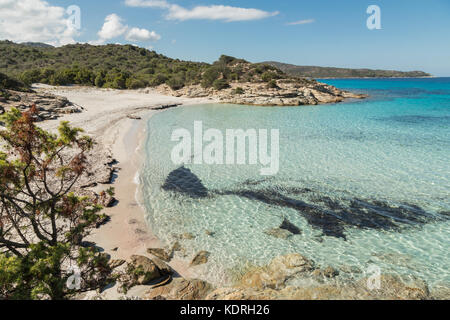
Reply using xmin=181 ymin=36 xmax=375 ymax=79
xmin=264 ymin=61 xmax=432 ymax=79
xmin=0 ymin=41 xmax=290 ymax=91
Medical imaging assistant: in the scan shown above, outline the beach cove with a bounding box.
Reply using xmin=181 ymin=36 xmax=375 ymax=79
xmin=32 ymin=78 xmax=450 ymax=300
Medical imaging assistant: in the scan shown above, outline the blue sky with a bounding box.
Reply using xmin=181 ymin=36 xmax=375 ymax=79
xmin=1 ymin=0 xmax=450 ymax=75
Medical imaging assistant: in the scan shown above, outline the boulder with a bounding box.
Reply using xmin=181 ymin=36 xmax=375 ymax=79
xmin=151 ymin=257 xmax=173 ymax=276
xmin=190 ymin=251 xmax=210 ymax=266
xmin=147 ymin=278 xmax=213 ymax=300
xmin=129 ymin=255 xmax=161 ymax=285
xmin=109 ymin=259 xmax=126 ymax=269
xmin=147 ymin=248 xmax=171 ymax=262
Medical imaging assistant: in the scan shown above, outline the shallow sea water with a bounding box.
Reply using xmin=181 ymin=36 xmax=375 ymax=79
xmin=140 ymin=78 xmax=450 ymax=287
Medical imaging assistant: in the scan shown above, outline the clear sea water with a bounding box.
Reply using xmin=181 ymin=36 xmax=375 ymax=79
xmin=140 ymin=78 xmax=450 ymax=288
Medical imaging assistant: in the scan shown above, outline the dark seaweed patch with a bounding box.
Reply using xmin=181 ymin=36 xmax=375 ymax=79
xmin=162 ymin=168 xmax=448 ymax=240
xmin=162 ymin=166 xmax=208 ymax=198
xmin=280 ymin=218 xmax=302 ymax=235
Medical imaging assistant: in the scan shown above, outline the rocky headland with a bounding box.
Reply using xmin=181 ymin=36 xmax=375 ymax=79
xmin=156 ymin=79 xmax=366 ymax=106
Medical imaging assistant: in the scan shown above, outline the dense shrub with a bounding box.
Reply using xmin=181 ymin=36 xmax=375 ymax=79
xmin=213 ymin=79 xmax=230 ymax=90
xmin=234 ymin=87 xmax=245 ymax=95
xmin=201 ymin=67 xmax=220 ymax=88
xmin=262 ymin=71 xmax=279 ymax=82
xmin=167 ymin=76 xmax=185 ymax=90
xmin=0 ymin=41 xmax=291 ymax=90
xmin=267 ymin=79 xmax=279 ymax=89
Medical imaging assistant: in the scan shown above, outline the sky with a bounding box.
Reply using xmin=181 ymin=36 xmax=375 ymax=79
xmin=1 ymin=0 xmax=449 ymax=76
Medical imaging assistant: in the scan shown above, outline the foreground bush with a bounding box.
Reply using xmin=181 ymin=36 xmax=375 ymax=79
xmin=0 ymin=107 xmax=113 ymax=299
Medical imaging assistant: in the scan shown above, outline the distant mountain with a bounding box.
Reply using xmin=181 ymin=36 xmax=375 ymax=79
xmin=21 ymin=42 xmax=55 ymax=48
xmin=264 ymin=61 xmax=432 ymax=79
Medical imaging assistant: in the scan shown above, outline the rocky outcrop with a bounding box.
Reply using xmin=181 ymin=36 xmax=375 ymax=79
xmin=190 ymin=251 xmax=210 ymax=266
xmin=0 ymin=89 xmax=82 ymax=121
xmin=147 ymin=248 xmax=171 ymax=262
xmin=119 ymin=255 xmax=174 ymax=293
xmin=239 ymin=254 xmax=315 ymax=290
xmin=156 ymin=80 xmax=367 ymax=107
xmin=147 ymin=278 xmax=214 ymax=300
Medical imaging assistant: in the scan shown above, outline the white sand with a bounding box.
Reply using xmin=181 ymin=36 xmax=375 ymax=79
xmin=33 ymin=85 xmax=216 ymax=296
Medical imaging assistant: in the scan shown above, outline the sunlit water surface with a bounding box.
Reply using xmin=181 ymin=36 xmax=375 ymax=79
xmin=140 ymin=78 xmax=450 ymax=287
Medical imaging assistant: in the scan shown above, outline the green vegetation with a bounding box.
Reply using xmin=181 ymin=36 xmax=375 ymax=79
xmin=0 ymin=72 xmax=29 ymax=92
xmin=267 ymin=79 xmax=279 ymax=89
xmin=213 ymin=79 xmax=230 ymax=90
xmin=264 ymin=61 xmax=432 ymax=79
xmin=0 ymin=41 xmax=292 ymax=91
xmin=0 ymin=107 xmax=113 ymax=299
xmin=234 ymin=87 xmax=245 ymax=95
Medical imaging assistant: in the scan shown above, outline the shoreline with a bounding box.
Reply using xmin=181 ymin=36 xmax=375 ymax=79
xmin=29 ymin=84 xmax=449 ymax=300
xmin=33 ymin=85 xmax=216 ymax=298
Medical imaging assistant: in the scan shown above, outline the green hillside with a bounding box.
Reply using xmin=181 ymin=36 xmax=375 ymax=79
xmin=0 ymin=41 xmax=290 ymax=90
xmin=264 ymin=61 xmax=432 ymax=79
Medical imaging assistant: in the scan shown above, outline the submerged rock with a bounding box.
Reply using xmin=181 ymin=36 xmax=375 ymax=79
xmin=162 ymin=167 xmax=208 ymax=198
xmin=190 ymin=251 xmax=210 ymax=266
xmin=264 ymin=228 xmax=292 ymax=240
xmin=280 ymin=218 xmax=302 ymax=235
xmin=239 ymin=254 xmax=315 ymax=290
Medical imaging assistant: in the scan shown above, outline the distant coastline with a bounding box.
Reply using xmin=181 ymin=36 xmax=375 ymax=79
xmin=316 ymin=76 xmax=437 ymax=80
xmin=265 ymin=61 xmax=433 ymax=79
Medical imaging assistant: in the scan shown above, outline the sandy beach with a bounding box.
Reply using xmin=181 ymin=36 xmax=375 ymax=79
xmin=32 ymin=85 xmax=216 ymax=298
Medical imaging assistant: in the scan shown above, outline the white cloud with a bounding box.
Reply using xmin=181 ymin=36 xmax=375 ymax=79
xmin=92 ymin=13 xmax=161 ymax=44
xmin=97 ymin=14 xmax=128 ymax=40
xmin=166 ymin=5 xmax=278 ymax=22
xmin=124 ymin=0 xmax=169 ymax=8
xmin=0 ymin=0 xmax=79 ymax=46
xmin=125 ymin=27 xmax=161 ymax=41
xmin=287 ymin=19 xmax=315 ymax=26
xmin=125 ymin=0 xmax=278 ymax=22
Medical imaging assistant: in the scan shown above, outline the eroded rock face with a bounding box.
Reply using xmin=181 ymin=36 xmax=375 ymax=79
xmin=207 ymin=274 xmax=433 ymax=300
xmin=356 ymin=274 xmax=430 ymax=300
xmin=129 ymin=255 xmax=162 ymax=285
xmin=147 ymin=248 xmax=171 ymax=262
xmin=239 ymin=254 xmax=315 ymax=290
xmin=156 ymin=80 xmax=367 ymax=107
xmin=0 ymin=90 xmax=82 ymax=121
xmin=147 ymin=278 xmax=214 ymax=300
xmin=118 ymin=255 xmax=175 ymax=294
xmin=206 ymin=253 xmax=434 ymax=301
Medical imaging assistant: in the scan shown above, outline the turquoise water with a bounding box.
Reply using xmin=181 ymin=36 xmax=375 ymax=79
xmin=140 ymin=78 xmax=450 ymax=287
